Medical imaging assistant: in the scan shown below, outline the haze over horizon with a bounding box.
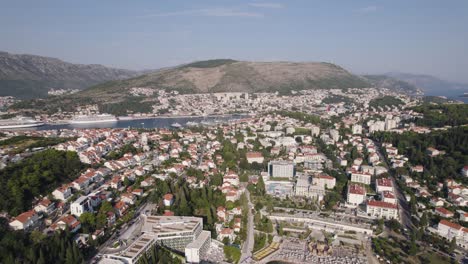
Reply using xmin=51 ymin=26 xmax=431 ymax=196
xmin=1 ymin=0 xmax=467 ymax=83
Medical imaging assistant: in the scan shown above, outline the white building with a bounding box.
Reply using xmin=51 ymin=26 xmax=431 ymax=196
xmin=310 ymin=125 xmax=320 ymax=137
xmin=268 ymin=160 xmax=295 ymax=179
xmin=52 ymin=185 xmax=72 ymax=201
xmin=352 ymin=124 xmax=362 ymax=135
xmin=71 ymin=196 xmax=94 ymax=217
xmin=295 ymin=175 xmax=326 ymax=201
xmin=381 ymin=191 xmax=397 ymax=205
xmin=9 ymin=210 xmax=39 ymax=230
xmin=246 ymin=152 xmax=264 ymax=164
xmin=351 ymin=171 xmax=372 ymax=185
xmin=102 ymin=216 xmax=209 ymax=264
xmin=329 ymin=129 xmax=340 ymax=142
xmin=376 ymin=178 xmax=394 ymax=193
xmin=347 ymin=183 xmax=367 ymax=207
xmin=185 ymin=230 xmax=211 ymax=263
xmin=385 ymin=119 xmax=397 ymax=131
xmin=366 ymin=200 xmax=398 ymax=219
xmin=437 ymin=220 xmax=468 ymax=248
xmin=312 ymin=174 xmax=336 ymax=189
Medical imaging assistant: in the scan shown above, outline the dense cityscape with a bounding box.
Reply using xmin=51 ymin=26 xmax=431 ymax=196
xmin=1 ymin=1 xmax=468 ymax=264
xmin=0 ymin=88 xmax=467 ymax=264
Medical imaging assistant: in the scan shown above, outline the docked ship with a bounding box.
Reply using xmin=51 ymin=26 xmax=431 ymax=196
xmin=0 ymin=116 xmax=44 ymax=129
xmin=68 ymin=114 xmax=118 ymax=124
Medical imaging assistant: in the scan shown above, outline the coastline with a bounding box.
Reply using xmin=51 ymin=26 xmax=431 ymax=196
xmin=47 ymin=113 xmax=252 ymax=125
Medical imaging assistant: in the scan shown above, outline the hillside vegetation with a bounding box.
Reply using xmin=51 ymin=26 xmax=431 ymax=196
xmin=0 ymin=149 xmax=85 ymax=216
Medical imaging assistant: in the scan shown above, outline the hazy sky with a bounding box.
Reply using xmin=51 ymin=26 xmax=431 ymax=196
xmin=1 ymin=0 xmax=467 ymax=82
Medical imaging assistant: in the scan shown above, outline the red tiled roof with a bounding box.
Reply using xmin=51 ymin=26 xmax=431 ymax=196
xmin=367 ymin=200 xmax=397 ymax=209
xmin=13 ymin=210 xmax=36 ymax=224
xmin=246 ymin=152 xmax=263 ymax=158
xmin=439 ymin=219 xmax=462 ymax=230
xmin=348 ymin=183 xmax=366 ymax=195
xmin=435 ymin=207 xmax=454 ymax=216
xmin=377 ymin=178 xmax=393 ymax=187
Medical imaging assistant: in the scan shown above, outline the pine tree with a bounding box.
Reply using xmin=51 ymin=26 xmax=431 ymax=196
xmin=37 ymin=249 xmax=46 ymax=264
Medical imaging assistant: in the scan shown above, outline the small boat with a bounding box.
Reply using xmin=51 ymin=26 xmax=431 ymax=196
xmin=186 ymin=121 xmax=199 ymax=127
xmin=171 ymin=122 xmax=182 ymax=128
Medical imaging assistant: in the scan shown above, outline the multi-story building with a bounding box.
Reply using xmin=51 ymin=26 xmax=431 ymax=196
xmin=312 ymin=173 xmax=336 ymax=189
xmin=366 ymin=200 xmax=398 ymax=219
xmin=437 ymin=220 xmax=468 ymax=248
xmin=350 ymin=171 xmax=372 ymax=185
xmin=102 ymin=216 xmax=210 ymax=264
xmin=347 ymin=183 xmax=367 ymax=207
xmin=381 ymin=191 xmax=397 ymax=205
xmin=295 ymin=175 xmax=325 ymax=201
xmin=376 ymin=178 xmax=394 ymax=193
xmin=185 ymin=230 xmax=211 ymax=263
xmin=268 ymin=160 xmax=296 ymax=179
xmin=71 ymin=196 xmax=94 ymax=217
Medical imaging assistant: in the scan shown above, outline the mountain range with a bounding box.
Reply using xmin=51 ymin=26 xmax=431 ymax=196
xmin=0 ymin=51 xmax=139 ymax=99
xmin=3 ymin=50 xmax=465 ymax=106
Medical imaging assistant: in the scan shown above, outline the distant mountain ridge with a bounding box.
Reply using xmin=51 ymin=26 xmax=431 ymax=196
xmin=386 ymin=72 xmax=468 ymax=96
xmin=363 ymin=75 xmax=421 ymax=95
xmin=0 ymin=51 xmax=139 ymax=99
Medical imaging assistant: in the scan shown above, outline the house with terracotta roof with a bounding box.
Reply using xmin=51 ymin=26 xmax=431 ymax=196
xmin=163 ymin=193 xmax=174 ymax=206
xmin=426 ymin=147 xmax=440 ymax=157
xmin=434 ymin=207 xmax=454 ymax=218
xmin=234 ymin=218 xmax=241 ymax=233
xmin=52 ymin=184 xmax=72 ymax=201
xmin=54 ymin=215 xmax=81 ymax=233
xmin=34 ymin=199 xmax=56 ymax=215
xmin=217 ymin=206 xmax=226 ymax=222
xmin=347 ymin=183 xmax=367 ymax=207
xmin=9 ymin=210 xmax=39 ymax=230
xmin=246 ymin=152 xmax=264 ymax=164
xmin=114 ymin=201 xmax=129 ymax=217
xmin=218 ymin=228 xmax=234 ymax=242
xmin=437 ymin=220 xmax=468 ymax=248
xmin=366 ymin=200 xmax=398 ymax=219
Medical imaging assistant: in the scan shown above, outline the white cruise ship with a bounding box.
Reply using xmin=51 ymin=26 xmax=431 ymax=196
xmin=68 ymin=114 xmax=118 ymax=124
xmin=0 ymin=116 xmax=44 ymax=129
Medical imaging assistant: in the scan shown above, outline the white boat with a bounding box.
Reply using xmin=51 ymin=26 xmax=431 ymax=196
xmin=68 ymin=114 xmax=118 ymax=124
xmin=186 ymin=121 xmax=199 ymax=127
xmin=171 ymin=122 xmax=182 ymax=128
xmin=0 ymin=116 xmax=44 ymax=129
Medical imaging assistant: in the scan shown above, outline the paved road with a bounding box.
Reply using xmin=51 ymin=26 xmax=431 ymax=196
xmin=240 ymin=189 xmax=255 ymax=263
xmin=374 ymin=142 xmax=413 ymax=230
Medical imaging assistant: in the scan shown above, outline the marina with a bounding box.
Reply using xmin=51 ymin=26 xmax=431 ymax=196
xmin=0 ymin=114 xmax=248 ymax=131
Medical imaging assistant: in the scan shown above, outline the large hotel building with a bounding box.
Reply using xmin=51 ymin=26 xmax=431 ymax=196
xmin=100 ymin=215 xmax=211 ymax=264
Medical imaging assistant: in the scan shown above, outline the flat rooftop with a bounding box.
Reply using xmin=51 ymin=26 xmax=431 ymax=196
xmin=141 ymin=215 xmax=202 ymax=235
xmin=186 ymin=230 xmax=211 ymax=250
